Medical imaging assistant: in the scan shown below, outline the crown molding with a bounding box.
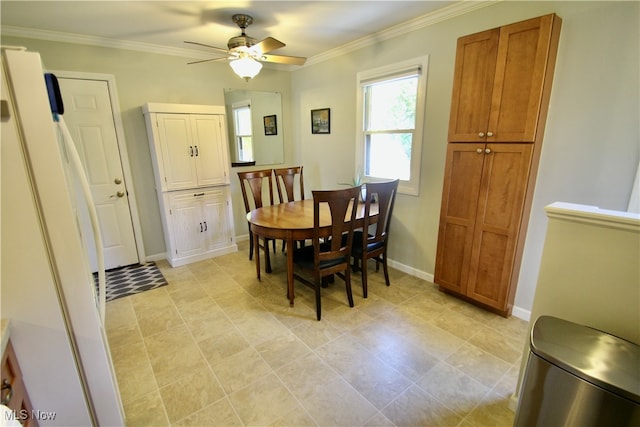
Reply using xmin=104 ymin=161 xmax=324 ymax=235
xmin=305 ymin=0 xmax=500 ymax=66
xmin=1 ymin=1 xmax=499 ymax=68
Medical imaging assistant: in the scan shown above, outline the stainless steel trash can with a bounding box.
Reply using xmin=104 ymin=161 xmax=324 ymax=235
xmin=515 ymin=316 xmax=640 ymax=426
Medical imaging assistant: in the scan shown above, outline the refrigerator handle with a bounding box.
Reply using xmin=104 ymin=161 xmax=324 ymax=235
xmin=56 ymin=116 xmax=107 ymax=323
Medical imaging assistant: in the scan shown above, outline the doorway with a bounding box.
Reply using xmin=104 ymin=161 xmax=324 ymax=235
xmin=55 ymin=72 xmax=144 ymax=271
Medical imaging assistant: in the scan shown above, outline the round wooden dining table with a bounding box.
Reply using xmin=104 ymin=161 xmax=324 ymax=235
xmin=248 ymin=199 xmax=378 ymax=306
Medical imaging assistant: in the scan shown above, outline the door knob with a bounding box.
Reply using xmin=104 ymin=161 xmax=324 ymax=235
xmin=116 ymin=191 xmax=125 ymax=198
xmin=114 ymin=178 xmax=122 ymax=185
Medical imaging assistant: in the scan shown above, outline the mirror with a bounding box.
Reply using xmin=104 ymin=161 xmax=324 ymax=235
xmin=224 ymin=89 xmax=284 ymax=166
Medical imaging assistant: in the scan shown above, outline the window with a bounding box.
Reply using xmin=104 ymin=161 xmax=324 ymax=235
xmin=232 ymin=101 xmax=253 ymax=162
xmin=356 ymin=56 xmax=429 ymax=195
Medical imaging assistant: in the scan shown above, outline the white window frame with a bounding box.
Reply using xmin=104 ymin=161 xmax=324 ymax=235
xmin=355 ymin=56 xmax=429 ymax=196
xmin=231 ymin=100 xmax=253 ymax=162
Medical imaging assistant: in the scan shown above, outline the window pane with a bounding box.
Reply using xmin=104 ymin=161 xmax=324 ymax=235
xmin=365 ymin=76 xmax=417 ymax=131
xmin=234 ymin=107 xmax=252 ymax=135
xmin=365 ymin=133 xmax=411 ymax=180
xmin=238 ymin=136 xmax=253 ymax=161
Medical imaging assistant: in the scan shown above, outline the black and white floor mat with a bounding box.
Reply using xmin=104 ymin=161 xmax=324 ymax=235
xmin=94 ymin=262 xmax=168 ymax=302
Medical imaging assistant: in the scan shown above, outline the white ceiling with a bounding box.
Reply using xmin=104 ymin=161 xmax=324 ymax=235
xmin=0 ymin=1 xmax=490 ymax=66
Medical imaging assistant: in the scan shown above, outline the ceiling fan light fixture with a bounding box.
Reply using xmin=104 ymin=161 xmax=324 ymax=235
xmin=229 ymin=56 xmax=262 ymax=81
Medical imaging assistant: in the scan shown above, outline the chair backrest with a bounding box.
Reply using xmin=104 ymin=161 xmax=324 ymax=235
xmin=312 ymin=186 xmax=361 ymax=267
xmin=274 ymin=166 xmax=305 ymax=203
xmin=237 ymin=169 xmax=275 ymax=214
xmin=362 ymin=179 xmax=400 ymax=247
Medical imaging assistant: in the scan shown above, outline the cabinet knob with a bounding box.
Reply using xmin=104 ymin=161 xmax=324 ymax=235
xmin=478 ymin=132 xmax=485 ymax=138
xmin=486 ymin=131 xmax=494 ymax=137
xmin=476 ymin=148 xmax=483 ymax=154
xmin=485 ymin=148 xmax=492 ymax=154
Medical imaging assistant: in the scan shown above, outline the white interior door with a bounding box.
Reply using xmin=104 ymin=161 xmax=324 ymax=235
xmin=58 ymin=77 xmax=139 ymax=271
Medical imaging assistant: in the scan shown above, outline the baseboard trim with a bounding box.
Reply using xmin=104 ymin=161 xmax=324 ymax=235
xmin=144 ymin=252 xmax=167 ymax=263
xmin=511 ymin=305 xmax=531 ymax=321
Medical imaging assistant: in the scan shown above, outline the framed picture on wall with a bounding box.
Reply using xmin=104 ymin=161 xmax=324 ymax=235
xmin=263 ymin=115 xmax=277 ymax=135
xmin=311 ymin=108 xmax=330 ymax=134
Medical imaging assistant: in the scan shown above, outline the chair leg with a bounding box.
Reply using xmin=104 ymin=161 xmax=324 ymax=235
xmin=381 ymin=254 xmax=391 ymax=287
xmin=345 ymin=269 xmax=354 ymax=307
xmin=361 ymin=256 xmax=368 ymax=299
xmin=249 ymin=230 xmax=254 ymax=261
xmin=314 ymin=278 xmax=322 ymax=321
xmin=264 ymin=238 xmax=272 ymax=274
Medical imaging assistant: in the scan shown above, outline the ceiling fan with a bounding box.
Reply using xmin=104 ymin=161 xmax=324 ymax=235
xmin=185 ymin=14 xmax=307 ymax=80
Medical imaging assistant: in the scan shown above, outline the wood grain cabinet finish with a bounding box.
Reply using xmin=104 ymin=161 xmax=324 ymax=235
xmin=435 ymin=14 xmax=561 ymax=316
xmin=448 ymin=14 xmax=562 ymax=143
xmin=2 ymin=341 xmax=38 ymax=427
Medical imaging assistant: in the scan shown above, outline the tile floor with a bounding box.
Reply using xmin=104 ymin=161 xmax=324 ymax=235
xmin=105 ymin=241 xmax=529 ymax=426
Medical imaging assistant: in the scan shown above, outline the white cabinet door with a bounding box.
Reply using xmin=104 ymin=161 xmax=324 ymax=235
xmin=202 ymin=189 xmax=231 ymax=249
xmin=169 ymin=192 xmax=206 ymax=258
xmin=192 ymin=115 xmax=229 ymax=187
xmin=157 ymin=114 xmax=198 ymax=190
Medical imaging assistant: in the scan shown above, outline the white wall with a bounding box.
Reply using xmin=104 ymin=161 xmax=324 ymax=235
xmin=291 ymin=1 xmax=639 ymax=316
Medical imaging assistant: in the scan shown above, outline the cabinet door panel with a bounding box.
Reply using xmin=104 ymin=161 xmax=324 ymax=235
xmin=434 ymin=143 xmax=485 ymax=293
xmin=192 ymin=115 xmax=229 ymax=187
xmin=466 ymin=144 xmax=533 ymax=309
xmin=448 ymin=29 xmax=499 ymax=142
xmin=158 ymin=114 xmax=198 ymax=190
xmin=488 ymin=15 xmax=555 ymax=142
xmin=202 ymin=190 xmax=231 ymax=249
xmin=169 ymin=193 xmax=206 ymax=257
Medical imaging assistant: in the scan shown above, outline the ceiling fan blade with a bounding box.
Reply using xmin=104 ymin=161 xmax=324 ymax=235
xmin=252 ymin=37 xmax=285 ymax=54
xmin=184 ymin=41 xmax=229 ymax=54
xmin=261 ymin=53 xmax=307 ymax=66
xmin=187 ymin=57 xmax=228 ymax=65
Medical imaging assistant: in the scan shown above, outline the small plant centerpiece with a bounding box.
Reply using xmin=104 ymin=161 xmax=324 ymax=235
xmin=339 ymin=169 xmax=367 ymax=201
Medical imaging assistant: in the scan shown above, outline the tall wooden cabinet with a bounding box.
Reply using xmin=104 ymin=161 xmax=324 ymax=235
xmin=143 ymin=103 xmax=237 ymax=267
xmin=435 ymin=14 xmax=561 ymax=316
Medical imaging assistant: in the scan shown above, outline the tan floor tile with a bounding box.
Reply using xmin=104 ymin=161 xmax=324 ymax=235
xmin=105 ymin=297 xmax=137 ymax=331
xmin=255 ymin=332 xmax=311 ymax=369
xmin=276 ymin=352 xmax=341 ymax=400
xmin=123 ymin=389 xmax=169 ymax=427
xmin=468 ymin=326 xmax=524 ymax=364
xmin=352 ymin=324 xmax=440 ymax=381
xmin=174 ymin=398 xmax=242 ymax=426
xmin=290 ymin=317 xmax=345 ymax=349
xmin=110 ymin=246 xmax=526 ymax=426
xmin=445 ymin=342 xmax=512 ymax=389
xmin=464 ymin=392 xmax=515 ymax=427
xmin=382 ymin=384 xmax=463 ymax=427
xmin=159 ymin=370 xmax=225 ymax=423
xmin=299 ymin=376 xmax=378 ymax=426
xmin=417 ymin=361 xmax=490 ymax=416
xmin=198 ymin=329 xmax=251 ymax=365
xmin=228 ymin=373 xmax=302 ymax=426
xmin=211 ymin=347 xmax=273 ymax=394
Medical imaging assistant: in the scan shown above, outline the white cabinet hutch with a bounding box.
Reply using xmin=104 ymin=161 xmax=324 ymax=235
xmin=143 ymin=103 xmax=237 ymax=267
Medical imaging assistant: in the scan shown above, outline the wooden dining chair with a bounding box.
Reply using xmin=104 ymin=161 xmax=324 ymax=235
xmin=352 ymin=179 xmax=399 ymax=298
xmin=237 ymin=169 xmax=276 ymax=272
xmin=274 ymin=166 xmax=305 ymax=203
xmin=274 ymin=166 xmax=305 ymax=251
xmin=292 ymin=186 xmax=361 ymax=320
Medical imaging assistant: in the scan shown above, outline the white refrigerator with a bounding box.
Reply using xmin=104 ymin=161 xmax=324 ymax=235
xmin=0 ymin=47 xmax=124 ymax=425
